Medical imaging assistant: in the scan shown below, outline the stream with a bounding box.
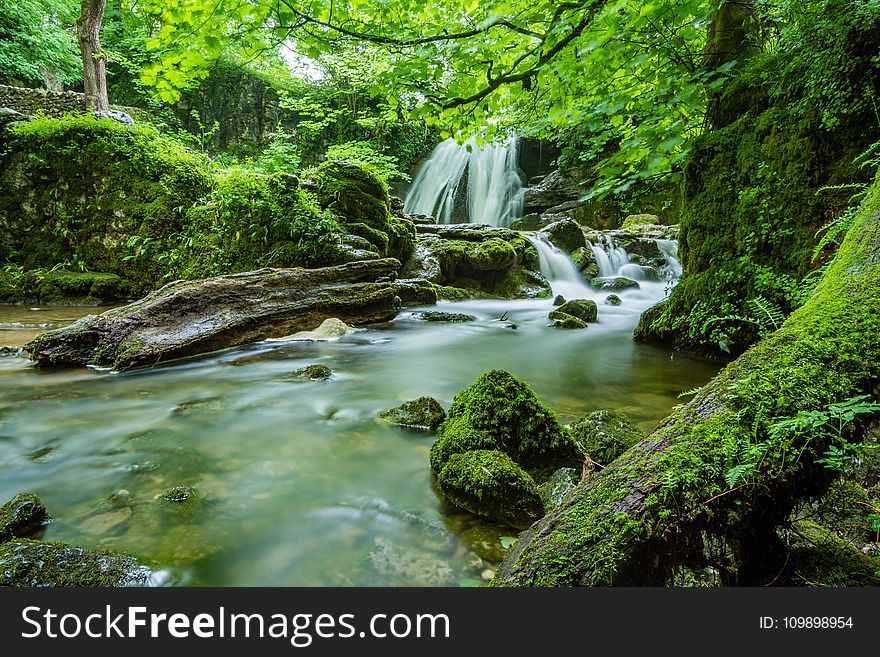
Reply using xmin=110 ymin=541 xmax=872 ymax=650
xmin=0 ymin=240 xmax=720 ymax=586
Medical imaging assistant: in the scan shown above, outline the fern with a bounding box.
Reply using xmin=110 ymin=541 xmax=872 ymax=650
xmin=725 ymin=463 xmax=753 ymax=488
xmin=749 ymin=296 xmax=786 ymax=333
xmin=812 ymin=205 xmax=859 ymax=262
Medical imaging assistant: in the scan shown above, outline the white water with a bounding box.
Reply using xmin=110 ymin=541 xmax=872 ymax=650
xmin=404 ymin=137 xmax=525 ymax=226
xmin=529 ymin=235 xmax=679 ymax=325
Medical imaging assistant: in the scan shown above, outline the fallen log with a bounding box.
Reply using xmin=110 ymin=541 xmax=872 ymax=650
xmin=24 ymin=259 xmax=402 ymax=371
xmin=493 ymin=179 xmax=880 ymax=586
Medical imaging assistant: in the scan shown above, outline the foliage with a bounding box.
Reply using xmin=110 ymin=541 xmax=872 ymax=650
xmin=325 ymin=141 xmax=408 ymax=184
xmin=252 ymin=126 xmax=301 ymax=174
xmin=0 ymin=0 xmax=81 ymax=87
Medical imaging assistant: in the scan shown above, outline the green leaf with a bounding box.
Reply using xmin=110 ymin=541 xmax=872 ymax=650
xmin=499 ymin=536 xmax=517 ymax=549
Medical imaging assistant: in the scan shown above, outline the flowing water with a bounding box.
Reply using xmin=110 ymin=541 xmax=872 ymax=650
xmin=0 ymin=238 xmax=720 ymax=586
xmin=403 ymin=137 xmax=525 ymax=226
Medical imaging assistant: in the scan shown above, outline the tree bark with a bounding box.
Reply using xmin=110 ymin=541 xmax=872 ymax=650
xmin=24 ymin=259 xmax=402 ymax=371
xmin=77 ymin=0 xmax=109 ymax=110
xmin=493 ymin=176 xmax=880 ymax=586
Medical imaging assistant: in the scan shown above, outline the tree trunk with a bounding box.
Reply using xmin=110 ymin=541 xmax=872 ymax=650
xmin=703 ymin=2 xmax=759 ymax=128
xmin=77 ymin=0 xmax=108 ymax=110
xmin=493 ymin=176 xmax=880 ymax=586
xmin=24 ymin=259 xmax=403 ymax=371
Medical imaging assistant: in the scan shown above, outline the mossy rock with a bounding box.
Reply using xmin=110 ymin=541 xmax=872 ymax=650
xmin=466 ymin=238 xmax=518 ymax=271
xmin=387 ymin=215 xmax=417 ymax=264
xmin=571 ymin=246 xmax=600 ymax=279
xmin=433 ymin=285 xmax=473 ymax=301
xmin=605 ymin=294 xmax=622 ymax=306
xmin=622 ymin=214 xmax=661 ymax=228
xmin=569 ymin=410 xmax=644 ymax=466
xmin=812 ymin=478 xmax=878 ymax=548
xmin=548 ymin=311 xmax=588 ymax=329
xmin=0 ymin=493 xmax=49 ymax=543
xmin=292 ymin=364 xmax=334 ymax=380
xmin=509 ymin=214 xmax=548 ymax=231
xmin=394 ymin=279 xmax=438 ymax=307
xmin=784 ymin=520 xmax=880 ymax=586
xmin=436 ymin=450 xmax=545 ymax=528
xmin=538 ymin=467 xmax=580 ymax=510
xmin=377 ymin=396 xmax=446 ymax=432
xmin=314 ymin=160 xmax=390 ymax=230
xmin=417 ymin=311 xmax=476 ymax=323
xmin=346 ymin=222 xmax=390 ymax=256
xmin=36 ymin=270 xmax=134 ymax=305
xmin=590 ymin=276 xmax=640 ymax=291
xmin=538 ymin=218 xmax=586 ymax=254
xmin=0 ymin=539 xmax=154 ymax=586
xmin=492 ymin=266 xmax=552 ymax=299
xmin=431 ymin=369 xmax=582 ymax=480
xmin=555 ymin=299 xmax=598 ymax=323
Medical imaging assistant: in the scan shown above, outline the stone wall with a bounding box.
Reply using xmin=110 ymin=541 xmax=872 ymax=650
xmin=0 ymin=85 xmax=89 ymax=117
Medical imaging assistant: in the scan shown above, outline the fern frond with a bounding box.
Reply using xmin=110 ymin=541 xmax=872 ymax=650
xmin=725 ymin=463 xmax=753 ymax=488
xmin=749 ymin=296 xmax=786 ymax=333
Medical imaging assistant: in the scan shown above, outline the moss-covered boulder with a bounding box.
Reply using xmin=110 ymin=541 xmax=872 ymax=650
xmin=0 ymin=540 xmax=155 ymax=586
xmin=555 ymin=299 xmax=598 ymax=323
xmin=569 ymin=410 xmax=644 ymax=466
xmin=571 ymin=246 xmax=601 ymax=279
xmin=394 ymin=279 xmax=438 ymax=307
xmin=377 ymin=396 xmax=446 ymax=432
xmin=417 ymin=311 xmax=476 ymax=323
xmin=429 ymin=370 xmax=583 ymax=525
xmin=314 ymin=160 xmax=390 ymax=230
xmin=548 ymin=311 xmax=588 ymax=329
xmin=538 ymin=218 xmax=586 ymax=254
xmin=590 ymin=276 xmax=640 ymax=291
xmin=0 ymin=493 xmax=49 ymax=542
xmin=605 ymin=294 xmax=622 ymax=306
xmin=37 ymin=271 xmax=134 ymax=305
xmin=436 ymin=450 xmax=545 ymax=528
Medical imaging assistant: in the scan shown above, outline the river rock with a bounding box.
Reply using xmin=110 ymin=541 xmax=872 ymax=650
xmin=510 ymin=214 xmax=549 ymax=231
xmin=368 ymin=537 xmax=456 ymax=586
xmin=538 ymin=467 xmax=580 ymax=509
xmin=552 ymin=295 xmax=566 ymax=306
xmin=569 ymin=409 xmax=644 ymax=466
xmin=590 ymin=276 xmax=640 ymax=291
xmin=622 ymin=213 xmax=661 ymax=227
xmin=416 ymin=311 xmax=476 ymax=323
xmin=605 ymin=294 xmax=622 ymax=306
xmin=394 ymin=278 xmax=438 ymax=306
xmin=376 ymin=396 xmax=446 ymax=432
xmin=538 ymin=218 xmax=586 ymax=254
xmin=24 ymin=259 xmax=402 ymax=371
xmin=556 ymin=299 xmax=598 ymax=323
xmin=292 ymin=364 xmax=334 ymax=380
xmin=548 ymin=312 xmax=588 ymax=329
xmin=284 ymin=318 xmax=359 ymax=341
xmin=0 ymin=540 xmax=155 ymax=586
xmin=429 ymin=370 xmax=583 ymax=525
xmin=436 ymin=450 xmax=545 ymax=528
xmin=0 ymin=493 xmax=50 ymax=542
xmin=571 ymin=246 xmax=601 ymax=279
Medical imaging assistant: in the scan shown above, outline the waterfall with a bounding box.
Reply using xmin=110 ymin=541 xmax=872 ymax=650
xmin=590 ymin=236 xmax=629 ymax=277
xmin=528 ymin=236 xmax=594 ymax=299
xmin=404 ymin=137 xmax=525 ymax=226
xmin=655 ymin=239 xmax=683 ymax=279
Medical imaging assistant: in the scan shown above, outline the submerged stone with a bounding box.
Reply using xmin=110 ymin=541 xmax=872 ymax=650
xmin=377 ymin=396 xmax=446 ymax=432
xmin=417 ymin=311 xmax=476 ymax=323
xmin=0 ymin=540 xmax=154 ymax=586
xmin=162 ymin=486 xmax=197 ymax=503
xmin=293 ymin=364 xmax=334 ymax=380
xmin=0 ymin=493 xmax=50 ymax=542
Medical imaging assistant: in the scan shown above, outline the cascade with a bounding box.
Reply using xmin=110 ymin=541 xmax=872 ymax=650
xmin=404 ymin=137 xmax=525 ymax=226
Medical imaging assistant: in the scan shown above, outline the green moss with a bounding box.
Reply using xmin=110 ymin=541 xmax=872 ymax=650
xmin=346 ymin=222 xmax=390 ymax=256
xmin=548 ymin=311 xmax=588 ymax=329
xmin=292 ymin=364 xmax=334 ymax=380
xmin=785 ymin=520 xmax=880 ymax=586
xmin=37 ymin=270 xmax=134 ymax=305
xmin=433 ymin=285 xmax=473 ymax=301
xmin=387 ymin=215 xmax=417 ymax=264
xmin=432 ymin=370 xmax=582 ymax=481
xmin=539 ymin=219 xmax=586 ymax=254
xmin=313 ymin=159 xmax=390 ymax=230
xmin=467 ymin=238 xmax=518 ymax=271
xmin=590 ymin=276 xmax=640 ymax=291
xmin=556 ymin=299 xmax=598 ymax=323
xmin=437 ymin=450 xmax=545 ymax=528
xmin=0 ymin=493 xmax=49 ymax=542
xmin=377 ymin=396 xmax=446 ymax=432
xmin=0 ymin=539 xmax=153 ymax=586
xmin=569 ymin=410 xmax=644 ymax=466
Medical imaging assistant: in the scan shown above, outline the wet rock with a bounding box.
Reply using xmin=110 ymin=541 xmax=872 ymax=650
xmin=430 ymin=370 xmax=582 ymax=525
xmin=458 ymin=524 xmax=512 ymax=563
xmin=0 ymin=346 xmax=22 ymax=357
xmin=509 ymin=214 xmax=549 ymax=231
xmin=0 ymin=493 xmax=50 ymax=542
xmin=548 ymin=312 xmax=588 ymax=329
xmin=368 ymin=537 xmax=456 ymax=586
xmin=571 ymin=246 xmax=601 ymax=279
xmin=79 ymin=507 xmax=133 ymax=536
xmin=605 ymin=294 xmax=622 ymax=306
xmin=552 ymin=295 xmax=566 ymax=306
xmin=555 ymin=299 xmax=598 ymax=323
xmin=0 ymin=540 xmax=154 ymax=586
xmin=401 ymin=245 xmax=442 ymax=282
xmin=293 ymin=364 xmax=334 ymax=380
xmin=278 ymin=317 xmax=358 ymax=341
xmin=590 ymin=276 xmax=641 ymax=291
xmin=404 ymin=213 xmax=436 ymax=225
xmin=417 ymin=311 xmax=476 ymax=323
xmin=538 ymin=218 xmax=586 ymax=254
xmin=436 ymin=450 xmax=545 ymax=528
xmin=162 ymin=486 xmax=197 ymax=503
xmin=434 ymin=285 xmax=474 ymax=301
xmin=93 ymin=109 xmax=134 ymax=124
xmin=538 ymin=467 xmax=580 ymax=509
xmin=25 ymin=259 xmax=402 ymax=371
xmin=377 ymin=396 xmax=446 ymax=432
xmin=569 ymin=410 xmax=644 ymax=466
xmin=395 ymin=278 xmax=438 ymax=307
xmin=622 ymin=213 xmax=661 ymax=227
